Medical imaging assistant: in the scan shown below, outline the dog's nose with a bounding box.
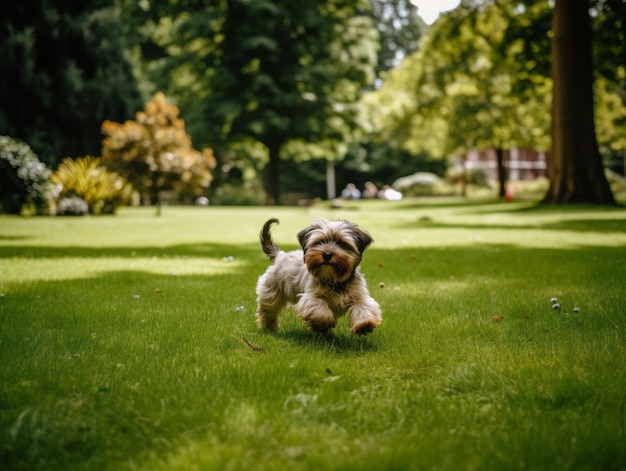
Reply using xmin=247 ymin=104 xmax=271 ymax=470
xmin=323 ymin=251 xmax=333 ymax=262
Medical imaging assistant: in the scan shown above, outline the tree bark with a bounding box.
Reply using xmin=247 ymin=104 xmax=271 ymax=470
xmin=495 ymin=148 xmax=506 ymax=198
xmin=326 ymin=160 xmax=337 ymax=200
xmin=150 ymin=186 xmax=162 ymax=216
xmin=543 ymin=0 xmax=615 ymax=204
xmin=266 ymin=139 xmax=281 ymax=205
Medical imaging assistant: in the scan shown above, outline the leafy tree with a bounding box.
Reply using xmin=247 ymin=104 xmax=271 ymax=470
xmin=0 ymin=136 xmax=52 ymax=214
xmin=366 ymin=1 xmax=551 ymax=197
xmin=595 ymin=76 xmax=626 ymax=173
xmin=546 ymin=0 xmax=615 ymax=204
xmin=50 ymin=156 xmax=132 ymax=215
xmin=591 ymin=0 xmax=626 ymax=174
xmin=101 ymin=93 xmax=216 ymax=215
xmin=0 ymin=0 xmax=143 ymax=166
xmin=593 ymin=0 xmax=626 ymax=96
xmin=368 ymin=0 xmax=426 ymax=78
xmin=124 ymin=0 xmax=378 ymax=204
xmin=507 ymin=0 xmax=622 ymax=202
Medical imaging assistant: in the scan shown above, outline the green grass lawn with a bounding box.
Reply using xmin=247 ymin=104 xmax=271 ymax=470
xmin=1 ymin=198 xmax=625 ymax=470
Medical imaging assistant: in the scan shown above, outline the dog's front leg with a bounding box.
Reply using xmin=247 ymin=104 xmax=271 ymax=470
xmin=296 ymin=294 xmax=337 ymax=333
xmin=348 ymin=296 xmax=382 ymax=335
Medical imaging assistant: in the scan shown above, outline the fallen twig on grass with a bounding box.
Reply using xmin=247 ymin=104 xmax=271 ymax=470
xmin=239 ymin=334 xmax=265 ymax=353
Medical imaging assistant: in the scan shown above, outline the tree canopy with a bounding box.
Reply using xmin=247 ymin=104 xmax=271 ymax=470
xmin=0 ymin=0 xmax=142 ymax=166
xmin=1 ymin=0 xmax=625 ymax=205
xmin=364 ymin=0 xmax=623 ymax=202
xmin=124 ymin=0 xmax=379 ymax=204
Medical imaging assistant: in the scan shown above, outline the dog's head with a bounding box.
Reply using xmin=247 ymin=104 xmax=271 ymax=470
xmin=297 ymin=219 xmax=372 ymax=283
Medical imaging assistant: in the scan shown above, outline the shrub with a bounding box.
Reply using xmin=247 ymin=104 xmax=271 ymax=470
xmin=392 ymin=172 xmax=454 ymax=196
xmin=445 ymin=167 xmax=490 ymax=187
xmin=51 ymin=156 xmax=132 ymax=215
xmin=101 ymin=92 xmax=216 ymax=214
xmin=57 ymin=197 xmax=89 ymax=216
xmin=508 ymin=177 xmax=550 ymax=199
xmin=0 ymin=136 xmax=52 ymax=214
xmin=209 ymin=182 xmax=266 ymax=206
xmin=606 ymin=168 xmax=626 ymax=191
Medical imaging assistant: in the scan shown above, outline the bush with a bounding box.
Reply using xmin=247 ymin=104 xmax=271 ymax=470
xmin=57 ymin=197 xmax=89 ymax=216
xmin=209 ymin=182 xmax=266 ymax=206
xmin=0 ymin=136 xmax=52 ymax=214
xmin=444 ymin=167 xmax=490 ymax=187
xmin=606 ymin=168 xmax=626 ymax=190
xmin=51 ymin=156 xmax=132 ymax=214
xmin=508 ymin=177 xmax=550 ymax=199
xmin=392 ymin=172 xmax=454 ymax=197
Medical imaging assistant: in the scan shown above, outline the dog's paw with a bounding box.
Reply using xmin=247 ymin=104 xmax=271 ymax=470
xmin=306 ymin=319 xmax=336 ymax=334
xmin=256 ymin=314 xmax=279 ymax=332
xmin=352 ymin=321 xmax=376 ymax=335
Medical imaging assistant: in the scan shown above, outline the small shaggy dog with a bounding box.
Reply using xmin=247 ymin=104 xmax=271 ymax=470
xmin=255 ymin=218 xmax=382 ymax=335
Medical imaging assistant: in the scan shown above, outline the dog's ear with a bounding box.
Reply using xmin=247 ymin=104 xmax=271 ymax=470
xmin=297 ymin=226 xmax=313 ymax=250
xmin=352 ymin=227 xmax=373 ymax=254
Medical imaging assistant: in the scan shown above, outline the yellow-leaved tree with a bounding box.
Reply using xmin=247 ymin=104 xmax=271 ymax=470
xmin=101 ymin=92 xmax=216 ymax=214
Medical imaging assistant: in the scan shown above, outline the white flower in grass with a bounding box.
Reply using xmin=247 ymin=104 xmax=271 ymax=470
xmin=322 ymin=375 xmax=341 ymax=383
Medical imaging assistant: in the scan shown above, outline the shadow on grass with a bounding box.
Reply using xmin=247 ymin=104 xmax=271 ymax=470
xmin=2 ymin=239 xmax=625 ymax=352
xmin=2 ymin=241 xmax=625 ymax=470
xmin=389 ymin=198 xmax=507 ymax=211
xmin=400 ymin=219 xmax=626 ymax=233
xmin=392 ymin=199 xmax=625 ymax=213
xmin=399 ymin=215 xmax=626 ymax=233
xmin=0 ymin=242 xmax=270 ymax=259
xmin=0 ymin=235 xmax=32 ymax=241
xmin=273 ymin=326 xmax=379 ymax=353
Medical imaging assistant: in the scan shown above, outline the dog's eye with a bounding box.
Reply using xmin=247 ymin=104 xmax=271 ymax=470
xmin=336 ymin=241 xmax=347 ymax=249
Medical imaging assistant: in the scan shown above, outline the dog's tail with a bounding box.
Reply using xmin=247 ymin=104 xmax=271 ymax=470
xmin=260 ymin=218 xmax=281 ymax=262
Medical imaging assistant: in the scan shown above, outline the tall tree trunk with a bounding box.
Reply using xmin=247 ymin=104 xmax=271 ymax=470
xmin=151 ymin=176 xmax=162 ymax=216
xmin=495 ymin=147 xmax=506 ymax=199
xmin=544 ymin=0 xmax=615 ymax=204
xmin=266 ymin=139 xmax=281 ymax=205
xmin=326 ymin=160 xmax=336 ymax=200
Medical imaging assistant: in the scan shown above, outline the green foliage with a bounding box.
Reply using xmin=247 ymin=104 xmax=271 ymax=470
xmin=592 ymin=0 xmax=626 ymax=89
xmin=392 ymin=171 xmax=451 ymax=196
xmin=0 ymin=203 xmax=625 ymax=469
xmin=595 ymin=76 xmax=626 ymax=162
xmin=369 ymin=0 xmax=426 ymax=77
xmin=368 ymin=1 xmax=552 ymax=161
xmin=210 ymin=181 xmax=267 ymax=206
xmin=0 ymin=136 xmax=52 ymax=214
xmin=50 ymin=156 xmax=132 ymax=215
xmin=0 ymin=0 xmax=143 ymax=166
xmin=124 ymin=0 xmax=379 ymax=203
xmin=445 ymin=166 xmax=490 ymax=186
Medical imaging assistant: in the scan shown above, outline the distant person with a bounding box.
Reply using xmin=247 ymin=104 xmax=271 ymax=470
xmin=341 ymin=183 xmax=361 ymax=200
xmin=378 ymin=185 xmax=403 ymax=201
xmin=362 ymin=181 xmax=378 ymax=199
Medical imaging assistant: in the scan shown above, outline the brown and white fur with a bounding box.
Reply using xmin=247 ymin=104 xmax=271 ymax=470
xmin=255 ymin=218 xmax=382 ymax=335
